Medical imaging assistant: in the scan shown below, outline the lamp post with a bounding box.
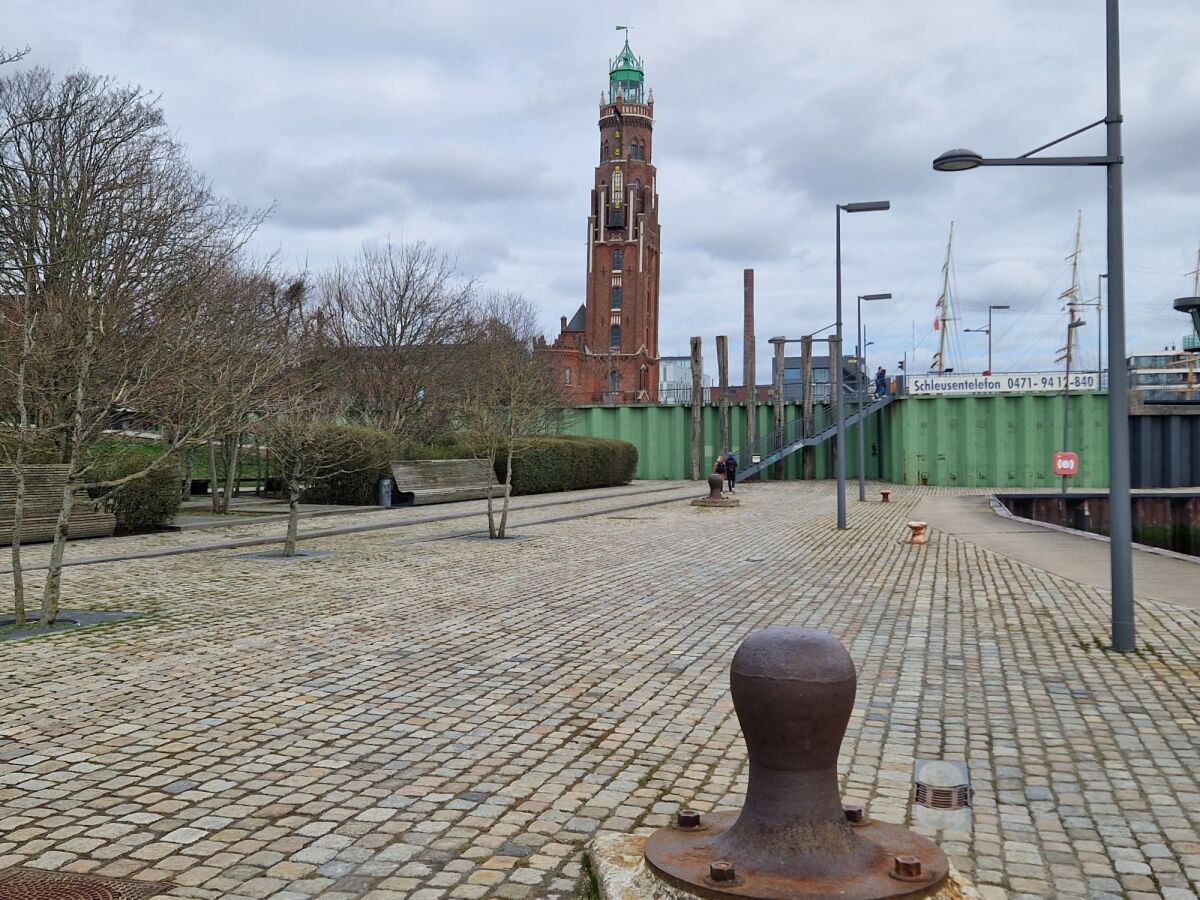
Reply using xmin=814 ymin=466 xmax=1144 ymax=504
xmin=835 ymin=201 xmax=890 ymax=530
xmin=964 ymin=304 xmax=1011 ymax=372
xmin=856 ymin=293 xmax=891 ymax=501
xmin=932 ymin=0 xmax=1134 ymax=651
xmin=1062 ymin=318 xmax=1087 ymax=494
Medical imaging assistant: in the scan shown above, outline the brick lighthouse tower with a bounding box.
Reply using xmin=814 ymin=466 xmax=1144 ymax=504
xmin=537 ymin=35 xmax=661 ymax=403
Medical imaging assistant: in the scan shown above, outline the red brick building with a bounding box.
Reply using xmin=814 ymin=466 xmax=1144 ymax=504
xmin=535 ymin=37 xmax=661 ymax=403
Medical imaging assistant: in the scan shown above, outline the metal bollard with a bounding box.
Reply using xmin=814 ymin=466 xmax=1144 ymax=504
xmin=644 ymin=627 xmax=948 ymax=897
xmin=706 ymin=473 xmax=725 ymax=500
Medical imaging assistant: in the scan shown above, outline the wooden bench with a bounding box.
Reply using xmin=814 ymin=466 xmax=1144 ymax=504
xmin=390 ymin=459 xmax=499 ymax=507
xmin=0 ymin=465 xmax=117 ymax=546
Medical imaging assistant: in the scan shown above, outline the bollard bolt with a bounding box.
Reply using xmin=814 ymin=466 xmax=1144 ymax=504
xmin=894 ymin=855 xmax=922 ymax=878
xmin=843 ymin=803 xmax=865 ymax=824
xmin=709 ymin=860 xmax=736 ymax=882
xmin=676 ymin=809 xmax=701 ymax=829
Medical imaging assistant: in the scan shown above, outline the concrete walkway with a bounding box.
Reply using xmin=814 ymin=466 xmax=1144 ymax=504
xmin=913 ymin=492 xmax=1200 ymax=611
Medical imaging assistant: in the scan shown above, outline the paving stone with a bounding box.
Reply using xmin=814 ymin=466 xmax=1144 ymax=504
xmin=0 ymin=482 xmax=1197 ymax=896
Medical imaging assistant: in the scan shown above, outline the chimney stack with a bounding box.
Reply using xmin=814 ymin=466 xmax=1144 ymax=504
xmin=743 ymin=269 xmax=757 ymax=454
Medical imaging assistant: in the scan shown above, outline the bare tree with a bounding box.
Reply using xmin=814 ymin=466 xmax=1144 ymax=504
xmin=459 ymin=293 xmax=566 ymax=539
xmin=185 ymin=267 xmax=306 ymax=514
xmin=0 ymin=68 xmax=262 ymax=624
xmin=316 ymin=240 xmax=476 ymax=439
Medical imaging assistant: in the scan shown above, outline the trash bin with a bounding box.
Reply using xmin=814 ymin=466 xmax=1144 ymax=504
xmin=377 ymin=477 xmax=393 ymax=508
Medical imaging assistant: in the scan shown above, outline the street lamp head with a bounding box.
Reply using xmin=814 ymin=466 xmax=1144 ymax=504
xmin=1069 ymin=320 xmax=1086 ymax=329
xmin=841 ymin=201 xmax=891 ymax=213
xmin=860 ymin=292 xmax=892 ymax=301
xmin=990 ymin=304 xmax=1011 ymax=310
xmin=932 ymin=149 xmax=984 ymax=172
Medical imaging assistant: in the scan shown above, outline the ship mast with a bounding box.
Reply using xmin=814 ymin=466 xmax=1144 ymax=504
xmin=1059 ymin=211 xmax=1083 ymax=371
xmin=932 ymin=223 xmax=955 ymax=375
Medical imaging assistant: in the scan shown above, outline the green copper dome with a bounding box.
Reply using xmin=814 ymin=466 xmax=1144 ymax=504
xmin=609 ymin=37 xmax=646 ymax=103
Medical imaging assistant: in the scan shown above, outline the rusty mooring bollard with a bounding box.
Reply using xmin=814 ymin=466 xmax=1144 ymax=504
xmin=880 ymin=490 xmax=891 ymax=503
xmin=706 ymin=473 xmax=725 ymax=500
xmin=644 ymin=627 xmax=948 ymax=897
xmin=906 ymin=521 xmax=928 ymax=544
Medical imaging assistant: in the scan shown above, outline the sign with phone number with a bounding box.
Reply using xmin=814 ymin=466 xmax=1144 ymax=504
xmin=906 ymin=372 xmax=1101 ymax=395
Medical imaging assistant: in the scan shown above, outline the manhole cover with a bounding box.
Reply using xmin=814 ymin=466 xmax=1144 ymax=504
xmin=0 ymin=867 xmax=165 ymax=899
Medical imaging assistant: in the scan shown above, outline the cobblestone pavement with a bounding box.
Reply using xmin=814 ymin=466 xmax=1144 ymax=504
xmin=1 ymin=481 xmax=1198 ymax=900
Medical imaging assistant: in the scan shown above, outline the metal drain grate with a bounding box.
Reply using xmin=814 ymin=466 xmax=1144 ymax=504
xmin=913 ymin=781 xmax=972 ymax=810
xmin=0 ymin=867 xmax=165 ymax=900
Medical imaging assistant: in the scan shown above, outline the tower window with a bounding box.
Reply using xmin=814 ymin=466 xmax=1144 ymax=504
xmin=564 ymin=367 xmax=572 ymax=385
xmin=609 ymin=371 xmax=621 ymax=393
xmin=611 ymin=286 xmax=622 ymax=309
xmin=602 ymin=141 xmax=609 ymax=161
xmin=629 ymin=143 xmax=640 ymax=161
xmin=612 ymin=249 xmax=623 ymax=271
xmin=610 ymin=325 xmax=621 ymax=349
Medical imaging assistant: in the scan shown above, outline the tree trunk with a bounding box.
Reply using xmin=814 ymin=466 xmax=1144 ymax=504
xmin=772 ymin=339 xmax=785 ymax=480
xmin=485 ymin=453 xmax=497 ymax=539
xmin=690 ymin=336 xmax=703 ymax=480
xmin=802 ymin=335 xmax=815 ymax=480
xmin=39 ymin=476 xmax=76 ymax=626
xmin=41 ymin=286 xmax=97 ymax=626
xmin=221 ymin=434 xmax=240 ymax=514
xmin=743 ymin=269 xmax=756 ymax=460
xmin=11 ymin=444 xmax=27 ymax=627
xmin=11 ymin=301 xmax=33 ymax=627
xmin=717 ymin=334 xmax=729 ymax=455
xmin=498 ymin=443 xmax=514 ymax=538
xmin=283 ymin=458 xmax=302 ymax=557
xmin=208 ymin=441 xmax=220 ymax=513
xmin=181 ymin=449 xmax=193 ymax=502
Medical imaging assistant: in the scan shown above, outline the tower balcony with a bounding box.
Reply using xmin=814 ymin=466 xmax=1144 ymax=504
xmin=599 ymin=102 xmax=653 ymax=122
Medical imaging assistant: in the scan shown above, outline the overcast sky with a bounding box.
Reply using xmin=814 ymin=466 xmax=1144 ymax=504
xmin=7 ymin=0 xmax=1199 ymax=379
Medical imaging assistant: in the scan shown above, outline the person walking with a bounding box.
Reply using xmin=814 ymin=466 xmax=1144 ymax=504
xmin=725 ymin=452 xmax=738 ymax=493
xmin=874 ymin=367 xmax=887 ymax=398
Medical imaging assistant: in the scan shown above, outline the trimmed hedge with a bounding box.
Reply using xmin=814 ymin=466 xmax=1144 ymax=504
xmin=499 ymin=436 xmax=637 ymax=495
xmin=299 ymin=425 xmax=403 ymax=506
xmin=301 ymin=431 xmax=637 ymax=504
xmin=88 ymin=455 xmax=182 ymax=533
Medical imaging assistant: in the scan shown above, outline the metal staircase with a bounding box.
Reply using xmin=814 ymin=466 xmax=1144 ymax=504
xmin=735 ymin=393 xmax=893 ymax=481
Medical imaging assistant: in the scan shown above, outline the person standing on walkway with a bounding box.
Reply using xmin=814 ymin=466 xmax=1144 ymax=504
xmin=725 ymin=452 xmax=738 ymax=493
xmin=874 ymin=367 xmax=887 ymax=398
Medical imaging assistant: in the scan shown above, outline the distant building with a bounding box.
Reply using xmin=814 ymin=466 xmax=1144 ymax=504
xmin=1128 ymin=348 xmax=1199 ymax=405
xmin=779 ymin=354 xmax=859 ymax=403
xmin=658 ymin=355 xmax=712 ymax=404
xmin=535 ymin=36 xmax=661 ymax=404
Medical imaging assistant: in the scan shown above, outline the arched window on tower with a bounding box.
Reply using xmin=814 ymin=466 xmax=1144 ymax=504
xmin=630 ymin=143 xmax=640 ymax=161
xmin=602 ymin=141 xmax=609 ymax=161
xmin=611 ymin=286 xmax=622 ymax=309
xmin=609 ymin=370 xmax=621 ymax=394
xmin=610 ymin=325 xmax=621 ymax=349
xmin=612 ymin=248 xmax=623 ymax=271
xmin=564 ymin=367 xmax=572 ymax=385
